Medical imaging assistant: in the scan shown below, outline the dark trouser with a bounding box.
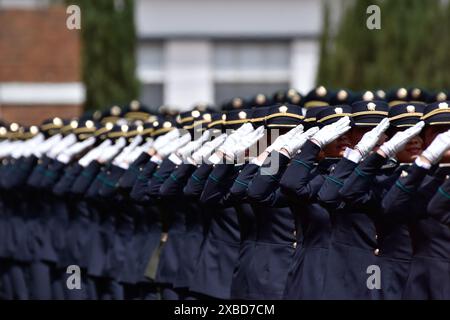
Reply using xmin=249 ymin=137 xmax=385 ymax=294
xmin=161 ymin=285 xmax=191 ymax=300
xmin=28 ymin=261 xmax=52 ymax=300
xmin=138 ymin=281 xmax=159 ymax=300
xmin=94 ymin=277 xmax=124 ymax=300
xmin=1 ymin=260 xmax=29 ymax=300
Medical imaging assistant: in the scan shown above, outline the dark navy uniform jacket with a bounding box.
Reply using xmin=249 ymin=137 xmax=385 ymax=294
xmin=117 ymin=152 xmax=159 ymax=284
xmin=78 ymin=162 xmax=117 ymax=279
xmin=68 ymin=160 xmax=101 ymax=272
xmin=180 ymin=163 xmax=213 ymax=291
xmin=428 ymin=177 xmax=450 ymax=226
xmin=190 ymin=162 xmax=260 ymax=299
xmin=279 ymin=141 xmax=337 ymax=299
xmin=159 ymin=163 xmax=198 ymax=289
xmin=117 ymin=152 xmax=151 ymax=191
xmin=318 ymin=153 xmax=411 ymax=299
xmin=1 ymin=156 xmax=38 ymax=262
xmin=244 ymin=154 xmax=296 ymax=300
xmin=51 ymin=162 xmax=84 ymax=269
xmin=24 ymin=157 xmax=59 ymax=265
xmin=383 ymin=164 xmax=450 ymax=299
xmin=129 ymin=159 xmax=159 ymax=204
xmin=189 ymin=163 xmax=243 ymax=299
xmin=227 ymin=163 xmax=259 ymax=300
xmin=128 ymin=157 xmax=163 ymax=282
xmin=142 ymin=158 xmax=179 ymax=286
xmin=97 ymin=164 xmax=140 ymax=285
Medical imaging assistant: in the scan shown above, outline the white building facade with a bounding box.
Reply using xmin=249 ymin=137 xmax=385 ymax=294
xmin=135 ymin=0 xmax=326 ymax=111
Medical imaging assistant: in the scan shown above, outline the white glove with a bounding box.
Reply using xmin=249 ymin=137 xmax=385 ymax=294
xmin=346 ymin=118 xmax=391 ymax=163
xmin=21 ymin=133 xmax=45 ymax=157
xmin=421 ymin=129 xmax=450 ymax=165
xmin=11 ymin=141 xmax=25 ymax=159
xmin=125 ymin=139 xmax=154 ymax=164
xmin=47 ymin=134 xmax=77 ymax=159
xmin=218 ymin=123 xmax=255 ymax=155
xmin=190 ymin=133 xmax=227 ymax=165
xmin=379 ymin=121 xmax=424 ymax=158
xmin=0 ymin=141 xmax=18 ymax=158
xmin=311 ymin=116 xmax=352 ymax=149
xmin=113 ymin=135 xmax=143 ymax=167
xmin=57 ymin=137 xmax=96 ymax=164
xmin=234 ymin=123 xmax=255 ymax=135
xmin=176 ymin=130 xmax=211 ymax=160
xmin=281 ymin=127 xmax=320 ymax=157
xmin=98 ymin=137 xmax=127 ymax=164
xmin=33 ymin=134 xmax=62 ymax=158
xmin=0 ymin=140 xmax=10 ymax=157
xmin=78 ymin=139 xmax=112 ymax=167
xmin=152 ymin=128 xmax=180 ymax=151
xmin=157 ymin=133 xmax=191 ymax=158
xmin=266 ymin=124 xmax=304 ymax=153
xmin=13 ymin=135 xmax=45 ymax=158
xmin=221 ymin=126 xmax=265 ymax=159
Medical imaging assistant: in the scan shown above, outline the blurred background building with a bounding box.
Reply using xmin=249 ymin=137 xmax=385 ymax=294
xmin=135 ymin=0 xmax=328 ymax=109
xmin=0 ymin=0 xmax=448 ymax=125
xmin=0 ymin=0 xmax=83 ymax=125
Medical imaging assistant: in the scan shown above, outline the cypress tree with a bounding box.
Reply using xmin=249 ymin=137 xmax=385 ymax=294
xmin=316 ymin=0 xmax=331 ymax=86
xmin=74 ymin=0 xmax=139 ymax=110
xmin=317 ymin=0 xmax=449 ymax=91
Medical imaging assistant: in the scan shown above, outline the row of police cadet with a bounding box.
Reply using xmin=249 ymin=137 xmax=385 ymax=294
xmin=0 ymin=86 xmax=449 ymax=299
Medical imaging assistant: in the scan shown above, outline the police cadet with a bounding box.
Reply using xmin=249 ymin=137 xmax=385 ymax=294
xmin=191 ymin=110 xmax=265 ymax=300
xmin=2 ymin=88 xmax=450 ymax=301
xmin=382 ymin=101 xmax=450 ymax=299
xmin=42 ymin=119 xmax=97 ymax=299
xmin=318 ymin=101 xmax=421 ymax=299
xmin=277 ymin=106 xmax=352 ymax=299
xmin=155 ymin=110 xmax=213 ymax=300
xmin=0 ymin=124 xmax=44 ymax=299
xmin=193 ymin=105 xmax=270 ymax=300
xmin=188 ymin=107 xmax=260 ymax=300
xmin=241 ymin=103 xmax=304 ymax=299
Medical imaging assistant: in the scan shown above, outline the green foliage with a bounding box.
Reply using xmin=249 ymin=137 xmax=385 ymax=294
xmin=317 ymin=0 xmax=449 ymax=91
xmin=73 ymin=0 xmax=139 ymax=110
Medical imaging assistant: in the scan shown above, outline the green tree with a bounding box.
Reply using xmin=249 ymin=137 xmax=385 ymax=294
xmin=316 ymin=0 xmax=331 ymax=85
xmin=318 ymin=0 xmax=449 ymax=91
xmin=74 ymin=0 xmax=139 ymax=110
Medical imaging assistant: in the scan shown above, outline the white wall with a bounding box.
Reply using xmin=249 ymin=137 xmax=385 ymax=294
xmin=135 ymin=0 xmax=322 ymax=38
xmin=163 ymin=40 xmax=213 ymax=109
xmin=135 ymin=0 xmax=325 ymax=109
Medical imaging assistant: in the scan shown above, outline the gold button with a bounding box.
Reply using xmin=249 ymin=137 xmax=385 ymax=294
xmin=293 ymin=230 xmax=297 ymax=237
xmin=375 ymin=234 xmax=378 ymax=240
xmin=374 ymin=248 xmax=380 ymax=256
xmin=293 ymin=242 xmax=297 ymax=249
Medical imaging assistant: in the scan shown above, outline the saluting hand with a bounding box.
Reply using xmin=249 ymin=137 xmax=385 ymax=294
xmin=157 ymin=133 xmax=191 ymax=158
xmin=280 ymin=126 xmax=320 ymax=158
xmin=378 ymin=121 xmax=424 ymax=158
xmin=151 ymin=128 xmax=181 ymax=154
xmin=191 ymin=133 xmax=227 ymax=165
xmin=420 ymin=129 xmax=450 ymax=165
xmin=310 ymin=116 xmax=352 ymax=149
xmin=346 ymin=118 xmax=390 ymax=163
xmin=176 ymin=130 xmax=211 ymax=160
xmin=266 ymin=124 xmax=304 ymax=153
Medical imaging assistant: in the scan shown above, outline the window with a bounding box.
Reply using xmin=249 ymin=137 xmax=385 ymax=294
xmin=140 ymin=84 xmax=164 ymax=111
xmin=136 ymin=42 xmax=164 ymax=110
xmin=213 ymin=41 xmax=290 ymax=105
